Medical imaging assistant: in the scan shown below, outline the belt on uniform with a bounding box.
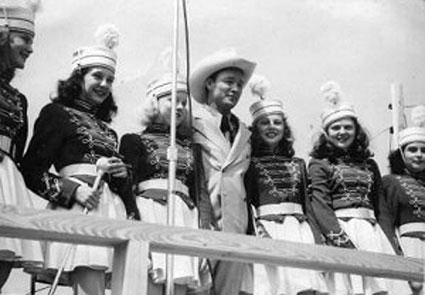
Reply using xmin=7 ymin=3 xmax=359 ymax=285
xmin=60 ymin=163 xmax=97 ymax=177
xmin=335 ymin=208 xmax=375 ymax=220
xmin=399 ymin=222 xmax=425 ymax=238
xmin=257 ymin=203 xmax=303 ymax=217
xmin=59 ymin=164 xmax=100 ymax=188
xmin=137 ymin=178 xmax=195 ymax=209
xmin=0 ymin=135 xmax=11 ymax=154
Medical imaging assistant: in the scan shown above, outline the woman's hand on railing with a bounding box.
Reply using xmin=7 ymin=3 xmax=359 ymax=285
xmin=102 ymin=157 xmax=128 ymax=179
xmin=75 ymin=183 xmax=101 ymax=211
xmin=409 ymin=281 xmax=423 ymax=295
xmin=255 ymin=220 xmax=272 ymax=239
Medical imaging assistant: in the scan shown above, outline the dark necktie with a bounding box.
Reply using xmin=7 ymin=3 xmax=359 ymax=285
xmin=220 ymin=115 xmax=234 ymax=144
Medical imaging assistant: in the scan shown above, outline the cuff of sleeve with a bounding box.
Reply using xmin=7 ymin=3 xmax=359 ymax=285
xmin=326 ymin=229 xmax=356 ymax=248
xmin=58 ymin=178 xmax=80 ymax=209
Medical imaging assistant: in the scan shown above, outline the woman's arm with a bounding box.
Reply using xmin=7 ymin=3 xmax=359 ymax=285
xmin=378 ymin=175 xmax=403 ymax=255
xmin=298 ymin=158 xmax=325 ymax=244
xmin=308 ymin=158 xmax=356 ymax=248
xmin=22 ymin=103 xmax=80 ymax=208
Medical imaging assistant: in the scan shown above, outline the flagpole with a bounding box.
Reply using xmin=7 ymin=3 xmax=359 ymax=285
xmin=166 ymin=0 xmax=180 ymax=294
xmin=390 ymin=84 xmax=400 ymax=151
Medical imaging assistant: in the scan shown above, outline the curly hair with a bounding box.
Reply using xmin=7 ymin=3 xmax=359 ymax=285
xmin=310 ymin=118 xmax=372 ymax=163
xmin=53 ymin=68 xmax=118 ymax=123
xmin=387 ymin=148 xmax=406 ymax=175
xmin=0 ymin=36 xmax=15 ymax=82
xmin=138 ymin=92 xmax=191 ymax=138
xmin=250 ymin=113 xmax=295 ymax=158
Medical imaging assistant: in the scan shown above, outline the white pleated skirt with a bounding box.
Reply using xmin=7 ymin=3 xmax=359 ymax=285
xmin=0 ymin=155 xmax=43 ymax=267
xmin=398 ymin=223 xmax=425 ymax=260
xmin=252 ymin=213 xmax=328 ymax=295
xmin=399 ymin=236 xmax=425 ymax=260
xmin=43 ymin=164 xmax=127 ymax=273
xmin=328 ymin=216 xmax=411 ymax=295
xmin=136 ymin=179 xmax=199 ymax=288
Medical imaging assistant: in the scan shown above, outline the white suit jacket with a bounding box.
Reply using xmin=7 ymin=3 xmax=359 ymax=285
xmin=193 ymin=104 xmax=251 ymax=234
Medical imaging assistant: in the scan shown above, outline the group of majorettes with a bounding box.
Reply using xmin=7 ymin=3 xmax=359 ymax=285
xmin=1 ymin=2 xmax=424 ymax=295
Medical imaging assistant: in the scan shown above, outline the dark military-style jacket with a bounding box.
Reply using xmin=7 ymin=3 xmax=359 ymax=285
xmin=308 ymin=157 xmax=382 ymax=248
xmin=0 ymin=78 xmax=28 ymax=165
xmin=22 ymin=101 xmax=138 ymax=218
xmin=379 ymin=173 xmax=425 ymax=253
xmin=120 ymin=124 xmax=196 ymax=205
xmin=245 ymin=153 xmax=323 ymax=242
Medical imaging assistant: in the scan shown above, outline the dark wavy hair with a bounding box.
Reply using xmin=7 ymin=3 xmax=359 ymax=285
xmin=52 ymin=68 xmax=118 ymax=123
xmin=310 ymin=117 xmax=372 ymax=163
xmin=0 ymin=37 xmax=16 ymax=82
xmin=250 ymin=113 xmax=295 ymax=158
xmin=387 ymin=148 xmax=406 ymax=175
xmin=0 ymin=68 xmax=15 ymax=83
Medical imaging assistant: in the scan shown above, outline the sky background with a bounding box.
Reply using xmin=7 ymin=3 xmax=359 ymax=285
xmin=4 ymin=1 xmax=425 ymax=293
xmin=12 ymin=0 xmax=425 ymax=173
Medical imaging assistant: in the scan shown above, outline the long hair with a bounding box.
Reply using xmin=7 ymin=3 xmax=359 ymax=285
xmin=53 ymin=68 xmax=118 ymax=123
xmin=250 ymin=113 xmax=295 ymax=158
xmin=310 ymin=117 xmax=372 ymax=163
xmin=0 ymin=34 xmax=15 ymax=82
xmin=388 ymin=148 xmax=406 ymax=175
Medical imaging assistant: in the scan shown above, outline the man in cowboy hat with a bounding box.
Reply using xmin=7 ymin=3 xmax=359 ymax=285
xmin=190 ymin=48 xmax=256 ymax=295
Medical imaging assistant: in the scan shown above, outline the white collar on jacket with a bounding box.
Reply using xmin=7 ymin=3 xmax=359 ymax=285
xmin=193 ymin=104 xmax=251 ymax=167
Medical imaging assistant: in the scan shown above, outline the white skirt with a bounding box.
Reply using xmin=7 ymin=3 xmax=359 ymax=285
xmin=328 ymin=217 xmax=411 ymax=295
xmin=136 ymin=179 xmax=199 ymax=287
xmin=399 ymin=236 xmax=425 ymax=260
xmin=398 ymin=223 xmax=425 ymax=260
xmin=0 ymin=155 xmax=43 ymax=267
xmin=252 ymin=215 xmax=329 ymax=295
xmin=43 ymin=164 xmax=127 ymax=273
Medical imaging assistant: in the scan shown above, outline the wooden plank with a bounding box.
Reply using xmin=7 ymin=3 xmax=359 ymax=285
xmin=111 ymin=240 xmax=149 ymax=295
xmin=0 ymin=204 xmax=423 ymax=282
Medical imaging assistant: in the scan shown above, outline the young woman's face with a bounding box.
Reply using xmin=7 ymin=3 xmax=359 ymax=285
xmin=326 ymin=117 xmax=357 ymax=151
xmin=82 ymin=67 xmax=115 ymax=105
xmin=403 ymin=141 xmax=425 ymax=173
xmin=256 ymin=113 xmax=285 ymax=149
xmin=8 ymin=31 xmax=34 ymax=69
xmin=157 ymin=91 xmax=188 ymax=127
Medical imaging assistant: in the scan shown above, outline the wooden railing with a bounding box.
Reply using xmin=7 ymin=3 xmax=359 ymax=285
xmin=0 ymin=204 xmax=423 ymax=295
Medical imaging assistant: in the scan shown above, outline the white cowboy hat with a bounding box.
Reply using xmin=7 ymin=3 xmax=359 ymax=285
xmin=189 ymin=48 xmax=256 ymax=104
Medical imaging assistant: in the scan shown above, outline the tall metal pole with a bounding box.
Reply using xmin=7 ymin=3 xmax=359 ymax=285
xmin=166 ymin=0 xmax=180 ymax=294
xmin=390 ymin=84 xmax=405 ymax=150
xmin=390 ymin=84 xmax=400 ymax=150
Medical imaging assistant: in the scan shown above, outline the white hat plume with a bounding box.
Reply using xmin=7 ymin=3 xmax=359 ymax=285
xmin=95 ymin=23 xmax=119 ymax=49
xmin=249 ymin=74 xmax=271 ymax=100
xmin=321 ymin=80 xmax=343 ymax=106
xmin=28 ymin=0 xmax=42 ymax=12
xmin=411 ymin=104 xmax=425 ymax=128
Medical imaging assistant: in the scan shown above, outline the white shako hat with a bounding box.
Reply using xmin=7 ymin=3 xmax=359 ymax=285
xmin=398 ymin=104 xmax=425 ymax=147
xmin=320 ymin=81 xmax=357 ymax=129
xmin=248 ymin=74 xmax=284 ymax=123
xmin=0 ymin=0 xmax=41 ymax=36
xmin=71 ymin=24 xmax=119 ymax=73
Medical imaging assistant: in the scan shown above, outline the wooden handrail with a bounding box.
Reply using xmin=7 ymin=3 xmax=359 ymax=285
xmin=0 ymin=204 xmax=423 ymax=294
